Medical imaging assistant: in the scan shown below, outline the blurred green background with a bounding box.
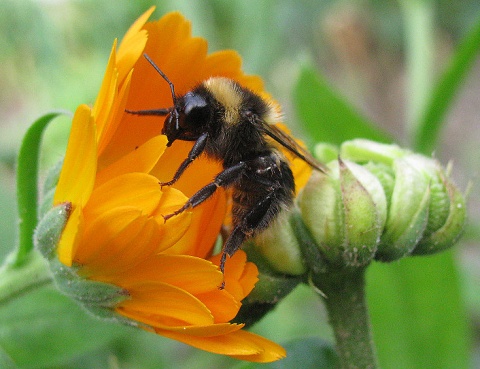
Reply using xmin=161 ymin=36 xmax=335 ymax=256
xmin=0 ymin=0 xmax=479 ymax=368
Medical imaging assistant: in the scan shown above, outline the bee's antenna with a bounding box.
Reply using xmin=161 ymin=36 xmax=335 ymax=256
xmin=143 ymin=54 xmax=176 ymax=104
xmin=142 ymin=53 xmax=179 ymax=129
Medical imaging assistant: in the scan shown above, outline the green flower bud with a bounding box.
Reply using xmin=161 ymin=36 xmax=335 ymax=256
xmin=252 ymin=212 xmax=307 ymax=275
xmin=338 ymin=139 xmax=466 ymax=260
xmin=295 ymin=139 xmax=466 ymax=272
xmin=375 ymin=157 xmax=431 ymax=261
xmin=409 ymin=160 xmax=466 ymax=255
xmin=299 ymin=158 xmax=386 ymax=267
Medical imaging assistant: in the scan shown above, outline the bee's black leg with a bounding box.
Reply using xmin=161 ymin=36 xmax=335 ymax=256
xmin=162 ymin=161 xmax=247 ymax=221
xmin=220 ymin=193 xmax=275 ymax=273
xmin=160 ymin=132 xmax=209 ymax=187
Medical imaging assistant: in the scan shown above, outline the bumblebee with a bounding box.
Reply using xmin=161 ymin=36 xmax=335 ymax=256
xmin=127 ymin=54 xmax=324 ymax=276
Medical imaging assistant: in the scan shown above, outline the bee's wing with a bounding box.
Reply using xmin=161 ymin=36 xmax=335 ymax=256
xmin=257 ymin=121 xmax=326 ymax=172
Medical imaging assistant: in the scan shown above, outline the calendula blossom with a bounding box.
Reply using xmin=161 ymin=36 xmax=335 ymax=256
xmin=43 ymin=6 xmax=319 ymax=362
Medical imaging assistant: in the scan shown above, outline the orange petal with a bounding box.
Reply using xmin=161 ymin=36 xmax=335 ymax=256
xmin=157 ymin=185 xmax=226 ymax=258
xmin=154 ymin=328 xmax=286 ymax=362
xmin=200 ymin=50 xmax=243 ymax=79
xmin=151 ymin=187 xmax=193 ymax=252
xmin=75 ymin=207 xmax=144 ymax=266
xmin=84 ymin=173 xmax=162 ymax=220
xmin=289 ymin=155 xmax=313 ymax=191
xmin=226 ymin=330 xmax=287 ymax=363
xmin=194 ymin=289 xmax=241 ymax=323
xmin=54 ymin=104 xmax=96 ymax=208
xmin=57 ymin=206 xmax=84 ymax=266
xmin=210 ymin=250 xmax=258 ymax=302
xmin=117 ymin=6 xmax=154 ymax=83
xmin=93 ymin=43 xmax=118 ymax=142
xmin=97 ymin=68 xmax=134 ymax=159
xmin=80 ymin=213 xmax=162 ymax=276
xmin=115 ymin=255 xmax=241 ymax=323
xmin=155 ymin=322 xmax=243 ymax=337
xmin=119 ymin=6 xmax=155 ymax=52
xmin=117 ymin=281 xmax=215 ymax=326
xmin=117 ymin=254 xmax=223 ymax=293
xmin=96 ymin=135 xmax=167 ymax=186
xmin=237 ymin=261 xmax=260 ymax=298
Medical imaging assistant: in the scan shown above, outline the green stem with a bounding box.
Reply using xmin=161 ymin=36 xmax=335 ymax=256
xmin=13 ymin=112 xmax=65 ymax=267
xmin=0 ymin=251 xmax=52 ymax=306
xmin=400 ymin=0 xmax=435 ymax=144
xmin=312 ymin=267 xmax=378 ymax=369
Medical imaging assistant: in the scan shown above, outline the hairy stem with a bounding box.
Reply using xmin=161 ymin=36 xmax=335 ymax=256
xmin=0 ymin=252 xmax=52 ymax=306
xmin=313 ymin=267 xmax=378 ymax=369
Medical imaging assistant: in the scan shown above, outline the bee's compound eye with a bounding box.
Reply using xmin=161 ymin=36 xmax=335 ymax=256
xmin=184 ymin=93 xmax=208 ymax=115
xmin=182 ymin=93 xmax=210 ymax=127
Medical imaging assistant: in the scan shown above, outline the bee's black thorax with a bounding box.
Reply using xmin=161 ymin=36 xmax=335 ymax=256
xmin=186 ymin=78 xmax=275 ymax=167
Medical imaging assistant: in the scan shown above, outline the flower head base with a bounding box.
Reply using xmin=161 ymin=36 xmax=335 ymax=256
xmin=36 ymin=8 xmax=288 ymax=362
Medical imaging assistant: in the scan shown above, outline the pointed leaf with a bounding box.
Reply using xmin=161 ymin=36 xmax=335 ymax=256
xmin=414 ymin=14 xmax=480 ymax=153
xmin=367 ymin=252 xmax=470 ymax=369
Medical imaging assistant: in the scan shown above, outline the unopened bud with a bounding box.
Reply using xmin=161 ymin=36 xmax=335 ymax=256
xmin=299 ymin=158 xmax=386 ymax=267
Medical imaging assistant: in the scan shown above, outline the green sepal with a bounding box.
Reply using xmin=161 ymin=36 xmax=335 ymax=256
xmin=412 ymin=179 xmax=466 ymax=255
xmin=243 ymin=269 xmax=301 ymax=305
xmin=48 ymin=258 xmax=128 ymax=308
xmin=238 ymin=241 xmax=302 ymax=327
xmin=376 ymin=158 xmax=430 ymax=261
xmin=339 ymin=159 xmax=382 ymax=266
xmin=234 ymin=271 xmax=301 ymax=327
xmin=38 ymin=188 xmax=56 ymax=221
xmin=340 ymin=139 xmax=405 ymax=165
xmin=362 ymin=162 xmax=395 ymax=203
xmin=290 ymin=212 xmax=329 ymax=274
xmin=34 ymin=202 xmax=72 ymax=260
xmin=253 ymin=211 xmax=307 ymax=275
xmin=299 ymin=160 xmax=384 ymax=267
xmin=404 ymin=155 xmax=451 ymax=237
xmin=42 ymin=159 xmax=63 ymax=197
xmin=299 ymin=169 xmax=345 ymax=264
xmin=80 ymin=304 xmax=138 ymax=327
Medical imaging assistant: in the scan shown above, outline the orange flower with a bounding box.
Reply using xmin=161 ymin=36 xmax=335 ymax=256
xmin=52 ymin=7 xmax=291 ymax=362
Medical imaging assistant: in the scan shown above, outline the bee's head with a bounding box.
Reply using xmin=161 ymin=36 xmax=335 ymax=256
xmin=162 ymin=92 xmax=210 ymax=147
xmin=126 ymin=54 xmax=216 ymax=147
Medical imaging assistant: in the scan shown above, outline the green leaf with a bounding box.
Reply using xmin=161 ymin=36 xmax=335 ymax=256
xmin=367 ymin=251 xmax=470 ymax=369
xmin=0 ymin=285 xmax=124 ymax=368
xmin=14 ymin=111 xmax=69 ymax=267
xmin=293 ymin=65 xmax=391 ymax=145
xmin=414 ymin=14 xmax=480 ymax=153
